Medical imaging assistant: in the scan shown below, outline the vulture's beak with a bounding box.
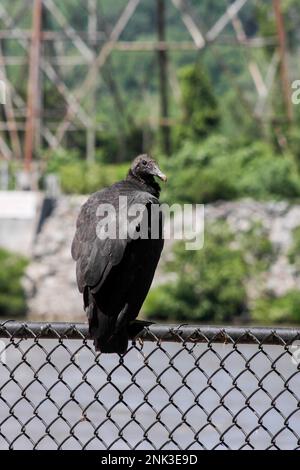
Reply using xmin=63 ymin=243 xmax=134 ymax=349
xmin=152 ymin=164 xmax=167 ymax=182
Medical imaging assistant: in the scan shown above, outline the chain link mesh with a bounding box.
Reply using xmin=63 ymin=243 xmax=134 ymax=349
xmin=0 ymin=321 xmax=299 ymax=450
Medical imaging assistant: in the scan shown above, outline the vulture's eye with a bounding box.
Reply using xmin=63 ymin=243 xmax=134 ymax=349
xmin=142 ymin=160 xmax=147 ymax=166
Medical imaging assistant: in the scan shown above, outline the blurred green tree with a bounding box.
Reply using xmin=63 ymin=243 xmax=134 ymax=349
xmin=0 ymin=249 xmax=28 ymax=317
xmin=144 ymin=222 xmax=248 ymax=322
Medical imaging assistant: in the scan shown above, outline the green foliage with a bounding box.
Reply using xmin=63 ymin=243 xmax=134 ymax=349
xmin=46 ymin=133 xmax=300 ymax=201
xmin=252 ymin=291 xmax=300 ymax=324
xmin=288 ymin=226 xmax=300 ymax=269
xmin=143 ymin=220 xmax=278 ymax=323
xmin=0 ymin=249 xmax=28 ymax=317
xmin=163 ymin=136 xmax=300 ymax=204
xmin=255 ymin=0 xmax=300 ymax=53
xmin=143 ymin=222 xmax=248 ymax=322
xmin=237 ymin=222 xmax=275 ymax=274
xmin=44 ymin=148 xmax=81 ymax=174
xmin=95 ymin=130 xmax=123 ymax=164
xmin=174 ymin=64 xmax=220 ymax=144
xmin=58 ymin=162 xmax=128 ymax=194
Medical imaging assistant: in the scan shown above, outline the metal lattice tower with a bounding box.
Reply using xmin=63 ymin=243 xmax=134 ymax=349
xmin=0 ymin=0 xmax=288 ymax=170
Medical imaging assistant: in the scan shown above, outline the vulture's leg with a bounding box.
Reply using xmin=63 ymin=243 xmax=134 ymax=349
xmin=128 ymin=319 xmax=154 ymax=337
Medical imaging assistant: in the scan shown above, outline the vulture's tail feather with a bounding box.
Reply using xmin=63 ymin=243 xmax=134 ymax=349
xmin=87 ymin=302 xmax=129 ymax=354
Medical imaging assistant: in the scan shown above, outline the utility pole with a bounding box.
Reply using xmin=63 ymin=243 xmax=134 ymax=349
xmin=87 ymin=0 xmax=97 ymax=163
xmin=156 ymin=0 xmax=171 ymax=155
xmin=24 ymin=0 xmax=43 ymax=172
xmin=272 ymin=0 xmax=293 ymax=123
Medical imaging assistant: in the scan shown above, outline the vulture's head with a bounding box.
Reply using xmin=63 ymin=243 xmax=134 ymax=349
xmin=130 ymin=154 xmax=167 ymax=183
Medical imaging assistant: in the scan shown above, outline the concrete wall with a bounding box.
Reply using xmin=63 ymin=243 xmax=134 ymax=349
xmin=0 ymin=191 xmax=42 ymax=257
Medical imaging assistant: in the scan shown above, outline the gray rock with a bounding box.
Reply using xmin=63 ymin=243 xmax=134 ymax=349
xmin=25 ymin=196 xmax=86 ymax=321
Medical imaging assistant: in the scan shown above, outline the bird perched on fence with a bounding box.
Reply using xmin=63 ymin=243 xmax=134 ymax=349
xmin=71 ymin=154 xmax=166 ymax=354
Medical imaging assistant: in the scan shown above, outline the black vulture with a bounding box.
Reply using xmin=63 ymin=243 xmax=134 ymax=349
xmin=71 ymin=154 xmax=166 ymax=354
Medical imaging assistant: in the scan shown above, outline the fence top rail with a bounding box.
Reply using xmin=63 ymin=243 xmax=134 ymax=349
xmin=0 ymin=321 xmax=299 ymax=345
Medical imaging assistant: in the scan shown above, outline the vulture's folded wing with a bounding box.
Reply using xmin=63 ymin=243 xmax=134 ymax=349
xmin=71 ymin=187 xmax=159 ymax=293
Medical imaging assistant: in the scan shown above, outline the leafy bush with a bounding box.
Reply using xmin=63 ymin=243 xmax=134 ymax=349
xmin=0 ymin=249 xmax=28 ymax=317
xmin=143 ymin=220 xmax=278 ymax=323
xmin=174 ymin=64 xmax=220 ymax=144
xmin=43 ymin=149 xmax=128 ymax=194
xmin=43 ymin=134 xmax=300 ymax=201
xmin=237 ymin=221 xmax=275 ymax=273
xmin=288 ymin=226 xmax=300 ymax=270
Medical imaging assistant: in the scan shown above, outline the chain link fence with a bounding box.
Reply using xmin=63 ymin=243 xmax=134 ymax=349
xmin=0 ymin=321 xmax=300 ymax=450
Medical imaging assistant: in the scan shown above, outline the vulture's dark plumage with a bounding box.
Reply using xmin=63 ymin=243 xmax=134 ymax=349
xmin=71 ymin=155 xmax=166 ymax=354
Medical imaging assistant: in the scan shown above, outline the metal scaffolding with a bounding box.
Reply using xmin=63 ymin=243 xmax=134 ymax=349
xmin=0 ymin=0 xmax=286 ymax=168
